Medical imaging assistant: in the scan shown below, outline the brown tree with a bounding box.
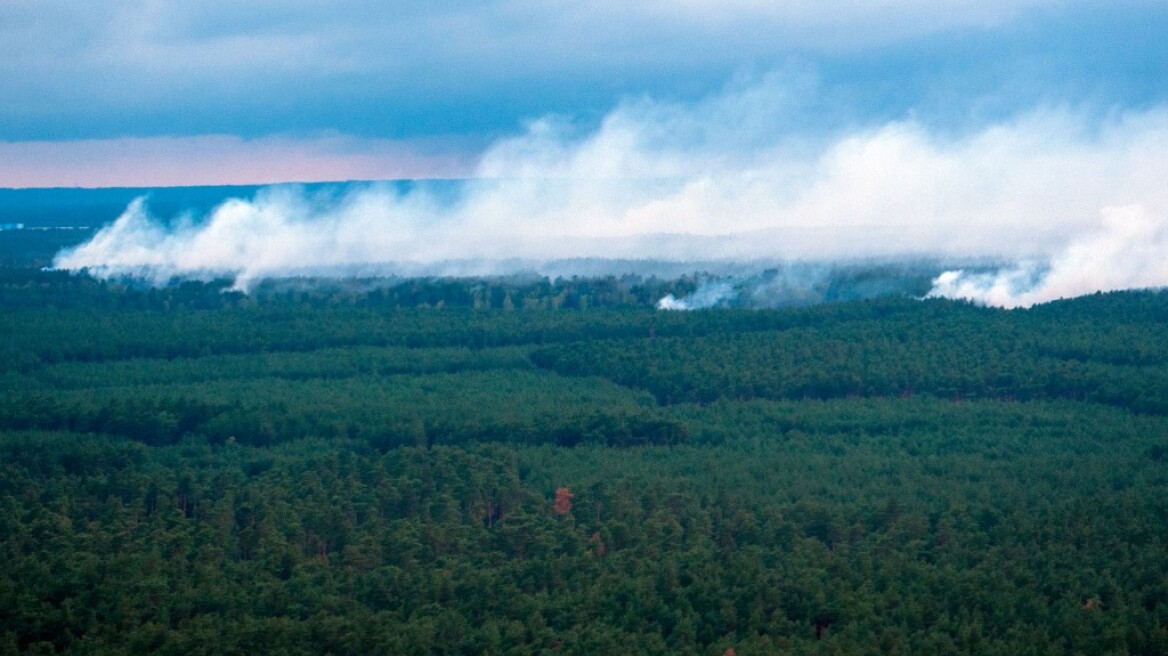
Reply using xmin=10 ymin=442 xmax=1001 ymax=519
xmin=553 ymin=487 xmax=574 ymax=515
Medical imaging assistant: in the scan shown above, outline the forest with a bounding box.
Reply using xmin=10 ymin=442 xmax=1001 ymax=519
xmin=2 ymin=267 xmax=1167 ymax=655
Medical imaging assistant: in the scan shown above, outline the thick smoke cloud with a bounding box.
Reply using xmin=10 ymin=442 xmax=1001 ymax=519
xmin=55 ymin=76 xmax=1168 ymax=306
xmin=927 ymin=205 xmax=1168 ymax=308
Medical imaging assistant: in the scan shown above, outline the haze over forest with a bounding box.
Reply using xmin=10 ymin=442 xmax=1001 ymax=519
xmin=3 ymin=2 xmax=1168 ymax=307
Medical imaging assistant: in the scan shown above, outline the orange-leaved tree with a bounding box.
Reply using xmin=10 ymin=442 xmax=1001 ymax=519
xmin=553 ymin=487 xmax=574 ymax=515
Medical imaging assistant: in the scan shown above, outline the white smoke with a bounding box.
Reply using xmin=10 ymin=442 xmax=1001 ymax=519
xmin=657 ymin=280 xmax=737 ymax=311
xmin=928 ymin=205 xmax=1168 ymax=307
xmin=54 ymin=75 xmax=1168 ymax=305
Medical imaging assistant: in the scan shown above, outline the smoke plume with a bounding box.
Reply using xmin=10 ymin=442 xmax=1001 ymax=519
xmin=54 ymin=75 xmax=1168 ymax=306
xmin=927 ymin=205 xmax=1168 ymax=308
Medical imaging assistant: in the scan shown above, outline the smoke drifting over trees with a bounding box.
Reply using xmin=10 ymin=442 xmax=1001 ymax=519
xmin=51 ymin=76 xmax=1168 ymax=307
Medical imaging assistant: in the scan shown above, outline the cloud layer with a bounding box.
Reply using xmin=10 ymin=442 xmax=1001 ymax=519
xmin=54 ymin=76 xmax=1168 ymax=306
xmin=3 ymin=0 xmax=1166 ymax=152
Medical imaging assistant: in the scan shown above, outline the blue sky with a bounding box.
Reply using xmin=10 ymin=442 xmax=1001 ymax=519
xmin=3 ymin=0 xmax=1167 ymax=186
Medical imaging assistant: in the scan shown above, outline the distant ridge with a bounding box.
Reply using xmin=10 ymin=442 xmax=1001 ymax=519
xmin=0 ymin=180 xmax=480 ymax=228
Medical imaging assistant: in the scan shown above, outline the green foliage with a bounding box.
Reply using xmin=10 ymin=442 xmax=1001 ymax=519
xmin=532 ymin=294 xmax=1168 ymax=412
xmin=2 ymin=273 xmax=1168 ymax=654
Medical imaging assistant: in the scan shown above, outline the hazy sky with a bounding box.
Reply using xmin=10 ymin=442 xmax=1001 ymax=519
xmin=3 ymin=1 xmax=1167 ymax=186
xmin=19 ymin=1 xmax=1168 ymax=306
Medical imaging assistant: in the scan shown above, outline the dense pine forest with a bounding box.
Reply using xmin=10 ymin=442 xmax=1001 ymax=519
xmin=2 ymin=268 xmax=1167 ymax=655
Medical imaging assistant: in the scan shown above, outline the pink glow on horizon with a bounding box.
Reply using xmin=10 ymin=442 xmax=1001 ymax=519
xmin=0 ymin=135 xmax=477 ymax=188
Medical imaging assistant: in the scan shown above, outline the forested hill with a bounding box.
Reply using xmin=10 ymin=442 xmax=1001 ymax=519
xmin=2 ymin=270 xmax=1167 ymax=654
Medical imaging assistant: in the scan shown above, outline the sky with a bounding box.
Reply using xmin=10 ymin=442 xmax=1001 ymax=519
xmin=6 ymin=1 xmax=1168 ymax=306
xmin=3 ymin=1 xmax=1167 ymax=186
